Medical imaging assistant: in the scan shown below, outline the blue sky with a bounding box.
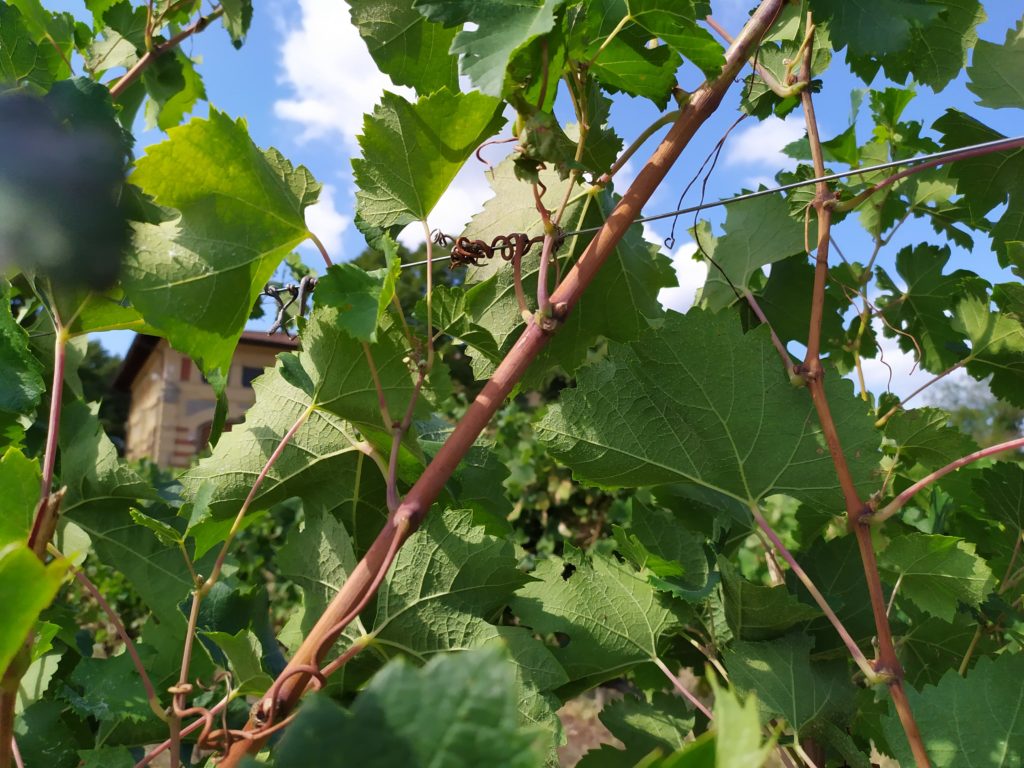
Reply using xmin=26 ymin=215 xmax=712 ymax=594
xmin=71 ymin=1 xmax=1022 ymax=397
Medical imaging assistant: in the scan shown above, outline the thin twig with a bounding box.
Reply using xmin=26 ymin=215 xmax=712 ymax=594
xmin=362 ymin=343 xmax=393 ymax=431
xmin=109 ymin=7 xmax=225 ymax=99
xmin=744 ymin=290 xmax=791 ymax=373
xmin=67 ymin=556 xmax=165 ymax=720
xmin=169 ymin=404 xmax=314 ymax=765
xmin=749 ymin=504 xmax=876 ymax=680
xmin=652 ymin=656 xmax=713 ymax=720
xmin=704 ymin=16 xmax=804 ymax=98
xmin=308 ymin=231 xmax=333 ymax=269
xmin=596 ymin=110 xmax=680 ymax=186
xmin=874 ymin=359 xmax=967 ymax=427
xmin=873 ymin=436 xmax=1024 ymax=523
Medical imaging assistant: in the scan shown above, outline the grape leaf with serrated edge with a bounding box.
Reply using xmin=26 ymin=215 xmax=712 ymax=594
xmin=511 ymin=546 xmax=688 ymax=696
xmin=878 ymin=533 xmax=993 ymax=622
xmin=273 ymin=649 xmax=545 ymax=768
xmin=413 ymin=0 xmax=566 ymax=98
xmin=967 ymin=14 xmax=1024 ymax=110
xmin=884 ymin=407 xmax=979 ymax=471
xmin=882 ymin=654 xmax=1024 ymax=767
xmin=725 ymin=633 xmax=855 ymax=733
xmin=875 ymin=243 xmax=988 ymax=373
xmin=536 ymin=310 xmax=878 ymax=512
xmin=125 ymin=110 xmax=320 ymax=387
xmin=349 ymin=0 xmax=459 ymax=95
xmin=352 ymin=88 xmax=504 ymax=241
xmin=719 ymin=559 xmax=821 ymax=641
xmin=697 ymin=194 xmax=805 ymax=312
xmin=954 ymin=295 xmax=1024 ymax=407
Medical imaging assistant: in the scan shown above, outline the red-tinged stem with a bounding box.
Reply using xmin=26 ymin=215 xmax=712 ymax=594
xmin=170 ymin=404 xmax=313 ymax=766
xmin=536 ymin=233 xmax=556 ymax=315
xmin=704 ymin=16 xmax=804 ymax=98
xmin=834 ymin=136 xmax=1024 ymax=214
xmin=362 ymin=342 xmax=393 ymax=431
xmin=71 ymin=562 xmax=165 ymax=720
xmin=135 ymin=695 xmax=231 ymax=767
xmin=795 ymin=22 xmax=929 ymax=767
xmin=744 ymin=290 xmax=791 ymax=373
xmin=27 ymin=322 xmax=67 ymax=555
xmin=8 ymin=739 xmax=21 ymax=768
xmin=108 ymin=7 xmax=225 ymax=99
xmin=873 ymin=437 xmax=1024 ymax=523
xmin=874 ymin=359 xmax=966 ymax=427
xmin=652 ymin=656 xmax=713 ymax=720
xmin=217 ymin=4 xmax=786 ymax=762
xmin=308 ymin=231 xmax=333 ymax=268
xmin=2 ymin=304 xmax=70 ymax=768
xmin=749 ymin=504 xmax=876 ymax=680
xmin=596 ymin=110 xmax=679 ymax=187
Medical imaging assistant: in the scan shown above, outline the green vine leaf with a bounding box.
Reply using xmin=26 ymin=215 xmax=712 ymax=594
xmin=0 ymin=282 xmax=45 ymax=440
xmin=567 ymin=1 xmax=680 ymax=109
xmin=696 ymin=194 xmax=806 ymax=311
xmin=273 ymin=648 xmax=545 ymax=768
xmin=537 ymin=311 xmax=879 ymax=512
xmin=0 ymin=544 xmax=68 ymax=674
xmin=0 ymin=447 xmax=39 ymax=547
xmin=365 ymin=509 xmax=567 ymax=742
xmin=412 ymin=0 xmax=566 ymax=97
xmin=882 ymin=654 xmax=1024 ymax=767
xmin=725 ymin=633 xmax=855 ymax=735
xmin=220 ymin=0 xmax=252 ymax=48
xmin=954 ymin=295 xmax=1024 ymax=406
xmin=613 ymin=499 xmax=712 ymax=601
xmin=935 ymin=109 xmax=1024 ymax=270
xmin=810 ymin=0 xmax=982 ymax=89
xmin=878 ymin=533 xmax=994 ymax=622
xmin=0 ymin=1 xmax=60 ymax=91
xmin=277 ymin=506 xmax=366 ymax=657
xmin=124 ymin=109 xmax=321 ymax=386
xmin=626 ymin=0 xmax=723 ymax=78
xmin=201 ymin=629 xmax=271 ymax=696
xmin=719 ymin=559 xmax=821 ymax=641
xmin=352 ymin=88 xmax=504 ymax=241
xmin=309 ymin=248 xmax=400 ymax=344
xmin=577 ymin=692 xmax=694 ymax=767
xmin=511 ymin=546 xmax=688 ymax=696
xmin=349 ymin=0 xmax=459 ymax=94
xmin=875 ymin=243 xmax=988 ymax=373
xmin=884 ymin=407 xmax=979 ymax=471
xmin=182 ymin=358 xmax=389 ymax=556
xmin=967 ymin=15 xmax=1024 ymax=109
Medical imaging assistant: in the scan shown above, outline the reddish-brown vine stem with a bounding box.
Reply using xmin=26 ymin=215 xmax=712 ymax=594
xmin=217 ymin=2 xmax=787 ymax=762
xmin=108 ymin=6 xmax=225 ymax=99
xmin=873 ymin=436 xmax=1024 ymax=523
xmin=793 ymin=17 xmax=930 ymax=767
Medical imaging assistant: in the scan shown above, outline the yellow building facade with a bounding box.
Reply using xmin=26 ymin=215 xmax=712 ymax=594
xmin=114 ymin=332 xmax=297 ymax=468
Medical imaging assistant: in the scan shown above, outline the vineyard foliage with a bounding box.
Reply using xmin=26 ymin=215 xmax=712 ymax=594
xmin=1 ymin=0 xmax=1024 ymax=766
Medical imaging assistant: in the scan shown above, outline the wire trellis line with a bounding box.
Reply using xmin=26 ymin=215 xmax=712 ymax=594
xmin=395 ymin=134 xmax=1024 ymax=270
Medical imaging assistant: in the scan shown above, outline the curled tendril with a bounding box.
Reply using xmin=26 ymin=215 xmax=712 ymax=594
xmin=432 ymin=229 xmax=565 ymax=268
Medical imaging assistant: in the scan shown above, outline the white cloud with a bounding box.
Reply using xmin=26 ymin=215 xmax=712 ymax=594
xmin=657 ymin=240 xmax=707 ymax=313
xmin=302 ymin=184 xmax=350 ymax=260
xmin=274 ymin=0 xmax=410 ymax=147
xmin=726 ymin=115 xmax=805 ymax=171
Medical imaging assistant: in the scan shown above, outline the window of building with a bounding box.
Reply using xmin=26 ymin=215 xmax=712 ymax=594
xmin=241 ymin=366 xmax=263 ymax=388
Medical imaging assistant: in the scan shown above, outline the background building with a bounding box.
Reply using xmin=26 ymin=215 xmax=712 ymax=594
xmin=113 ymin=332 xmax=297 ymax=468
